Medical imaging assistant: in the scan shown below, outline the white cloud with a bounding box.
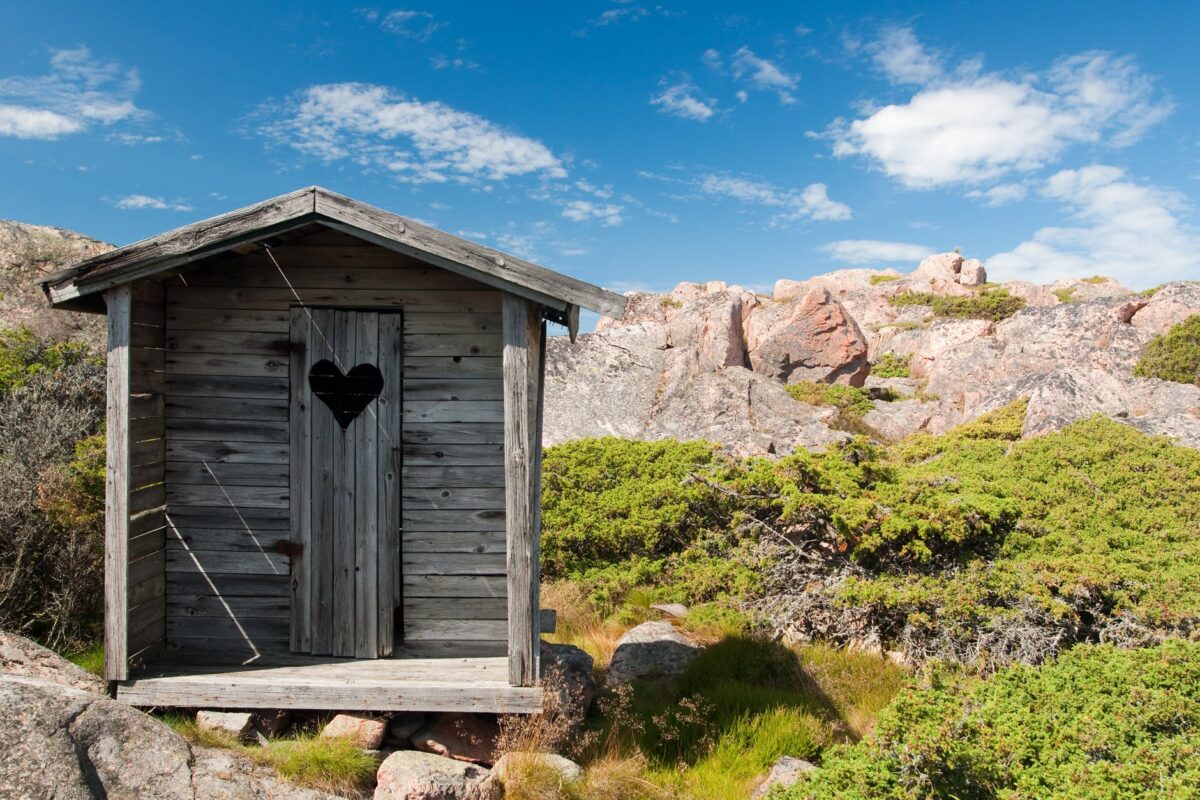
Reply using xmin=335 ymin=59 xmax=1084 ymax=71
xmin=831 ymin=33 xmax=1172 ymax=188
xmin=258 ymin=83 xmax=566 ymax=184
xmin=0 ymin=47 xmax=149 ymax=140
xmin=965 ymin=182 xmax=1028 ymax=207
xmin=868 ymin=26 xmax=941 ymax=85
xmin=730 ymin=47 xmax=798 ymax=105
xmin=696 ymin=173 xmax=851 ymax=223
xmin=112 ymin=194 xmax=193 ymax=211
xmin=820 ymin=239 xmax=935 ymax=264
xmin=988 ymin=165 xmax=1199 ymax=287
xmin=562 ymin=200 xmax=625 ymax=226
xmin=650 ymin=74 xmax=716 ymax=121
xmin=370 ymin=9 xmax=446 ymax=41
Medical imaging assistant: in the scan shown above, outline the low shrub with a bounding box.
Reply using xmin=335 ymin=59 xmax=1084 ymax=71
xmin=868 ymin=353 xmax=910 ymax=379
xmin=786 ymin=382 xmax=875 ymax=419
xmin=0 ymin=326 xmax=105 ymax=649
xmin=1134 ymin=314 xmax=1200 ymax=385
xmin=868 ymin=274 xmax=900 ymax=285
xmin=889 ymin=288 xmax=1026 ymax=321
xmin=1053 ymin=286 xmax=1078 ymax=303
xmin=782 ymin=640 xmax=1200 ymax=800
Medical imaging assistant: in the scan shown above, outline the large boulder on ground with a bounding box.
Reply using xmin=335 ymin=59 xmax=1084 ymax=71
xmin=0 ymin=630 xmax=104 ymax=692
xmin=666 ymin=289 xmax=754 ymax=371
xmin=374 ymin=750 xmax=496 ymax=800
xmin=0 ymin=674 xmax=194 ymax=799
xmin=411 ymin=713 xmax=500 ymax=765
xmin=913 ymin=252 xmax=986 ymax=286
xmin=540 ymin=642 xmax=596 ymax=741
xmin=605 ymin=621 xmax=701 ymax=684
xmin=744 ymin=288 xmax=870 ymax=386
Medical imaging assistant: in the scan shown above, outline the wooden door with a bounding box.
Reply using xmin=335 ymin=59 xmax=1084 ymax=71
xmin=289 ymin=308 xmax=402 ymax=658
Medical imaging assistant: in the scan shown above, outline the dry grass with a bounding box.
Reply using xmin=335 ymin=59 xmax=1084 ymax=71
xmin=542 ymin=580 xmax=642 ymax=672
xmin=162 ymin=714 xmax=377 ymax=798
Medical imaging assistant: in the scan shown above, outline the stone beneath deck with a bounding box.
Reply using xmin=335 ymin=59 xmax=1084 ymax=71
xmin=321 ymin=713 xmax=388 ymax=749
xmin=411 ymin=713 xmax=500 ymax=765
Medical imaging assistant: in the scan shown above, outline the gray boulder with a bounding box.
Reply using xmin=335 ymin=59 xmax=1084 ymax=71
xmin=540 ymin=642 xmax=596 ymax=742
xmin=605 ymin=621 xmax=701 ymax=684
xmin=752 ymin=756 xmax=816 ymax=798
xmin=374 ymin=750 xmax=495 ymax=800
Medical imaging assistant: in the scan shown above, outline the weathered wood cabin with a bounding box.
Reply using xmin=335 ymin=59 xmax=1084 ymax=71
xmin=39 ymin=186 xmax=625 ymax=713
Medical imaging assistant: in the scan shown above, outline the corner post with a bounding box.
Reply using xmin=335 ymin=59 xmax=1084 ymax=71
xmin=104 ymin=284 xmax=132 ymax=682
xmin=503 ymin=293 xmax=543 ymax=687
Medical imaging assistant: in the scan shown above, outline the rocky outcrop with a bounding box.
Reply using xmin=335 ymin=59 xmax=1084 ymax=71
xmin=0 ymin=630 xmax=104 ymax=693
xmin=0 ymin=220 xmax=110 ymax=344
xmin=546 ymin=250 xmax=1200 ymax=453
xmin=605 ymin=621 xmax=701 ymax=684
xmin=0 ymin=631 xmax=342 ymax=799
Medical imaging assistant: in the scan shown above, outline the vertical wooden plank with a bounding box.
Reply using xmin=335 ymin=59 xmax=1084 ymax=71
xmin=288 ymin=307 xmax=311 ymax=652
xmin=104 ymin=284 xmax=132 ymax=682
xmin=377 ymin=312 xmax=403 ymax=655
xmin=332 ymin=310 xmax=357 ymax=657
xmin=502 ymin=293 xmax=538 ymax=687
xmin=354 ymin=312 xmax=380 ymax=658
xmin=311 ymin=307 xmax=336 ymax=655
xmin=530 ymin=319 xmax=546 ymax=680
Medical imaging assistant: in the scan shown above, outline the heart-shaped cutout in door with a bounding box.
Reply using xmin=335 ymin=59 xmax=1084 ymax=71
xmin=308 ymin=359 xmax=384 ymax=430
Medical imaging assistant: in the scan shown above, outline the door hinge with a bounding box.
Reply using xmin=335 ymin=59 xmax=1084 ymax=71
xmin=274 ymin=540 xmax=304 ymax=558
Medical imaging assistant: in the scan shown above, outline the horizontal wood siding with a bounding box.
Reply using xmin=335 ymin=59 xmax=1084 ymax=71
xmin=163 ymin=228 xmax=506 ymax=659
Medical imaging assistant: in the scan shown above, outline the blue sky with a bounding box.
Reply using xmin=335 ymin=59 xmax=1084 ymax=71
xmin=2 ymin=0 xmax=1198 ymax=319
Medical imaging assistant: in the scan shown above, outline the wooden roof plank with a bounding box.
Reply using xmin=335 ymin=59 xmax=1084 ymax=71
xmin=40 ymin=186 xmax=627 ymax=319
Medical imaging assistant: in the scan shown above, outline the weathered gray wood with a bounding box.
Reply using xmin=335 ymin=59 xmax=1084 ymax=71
xmin=402 ymin=531 xmax=506 ymax=554
xmin=166 ymin=287 xmax=502 ymax=312
xmin=165 ymin=440 xmax=288 ymax=464
xmin=401 ymin=443 xmax=505 ymax=466
xmin=402 ymin=357 xmax=501 ymax=381
xmin=166 ymin=572 xmax=290 ymax=597
xmin=405 ymin=575 xmax=507 ymax=598
xmin=402 ymin=423 xmax=505 ymax=445
xmin=404 ymin=619 xmax=507 ymax=641
xmin=105 ymin=284 xmax=132 ymax=681
xmin=401 ymin=466 xmax=506 ymax=488
xmin=49 ymin=186 xmax=625 ymax=319
xmin=403 ymin=379 xmax=503 ymax=401
xmin=332 ymin=309 xmax=356 ymax=657
xmin=403 ymin=334 xmax=502 ymax=358
xmin=405 ymin=313 xmax=501 ymax=335
xmin=167 ymin=330 xmax=289 ymax=356
xmin=402 ymin=401 xmax=503 ymax=424
xmin=403 ymin=553 xmax=506 ymax=575
xmin=289 ymin=306 xmax=311 ymax=652
xmin=401 ymin=509 xmax=505 ymax=532
xmin=168 ymin=307 xmax=290 ymax=334
xmin=165 ymin=484 xmax=288 ymax=508
xmin=167 ymin=374 xmax=288 ymax=400
xmin=502 ymin=293 xmax=538 ymax=686
xmin=354 ymin=311 xmax=380 ymax=658
xmin=311 ymin=308 xmax=335 ymax=654
xmin=378 ymin=312 xmax=403 ymax=653
xmin=167 ymin=594 xmax=290 ymax=618
xmin=402 ymin=486 xmax=505 ymax=510
xmin=166 ymin=549 xmax=288 ymax=575
xmin=166 ymin=527 xmax=291 ymax=552
xmin=166 ymin=461 xmax=288 ymax=487
xmin=165 ymin=352 xmax=289 ymax=377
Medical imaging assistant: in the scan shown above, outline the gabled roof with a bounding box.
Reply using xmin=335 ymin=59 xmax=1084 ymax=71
xmin=40 ymin=186 xmax=626 ymax=323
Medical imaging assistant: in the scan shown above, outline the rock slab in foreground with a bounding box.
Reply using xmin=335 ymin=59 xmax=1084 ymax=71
xmin=0 ymin=630 xmax=105 ymax=693
xmin=374 ymin=750 xmax=496 ymax=800
xmin=605 ymin=621 xmax=701 ymax=684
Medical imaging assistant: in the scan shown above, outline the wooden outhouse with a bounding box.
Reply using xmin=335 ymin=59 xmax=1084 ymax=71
xmin=39 ymin=187 xmax=625 ymax=713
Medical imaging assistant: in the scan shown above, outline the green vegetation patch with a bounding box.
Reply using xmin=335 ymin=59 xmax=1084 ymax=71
xmin=783 ymin=640 xmax=1200 ymax=800
xmin=1134 ymin=314 xmax=1200 ymax=385
xmin=0 ymin=325 xmax=94 ymax=395
xmin=869 ymin=353 xmax=910 ymax=379
xmin=1053 ymin=287 xmax=1078 ymax=304
xmin=786 ymin=381 xmax=875 ymax=419
xmin=869 ymin=274 xmax=901 ymax=285
xmin=888 ymin=287 xmax=1026 ymax=321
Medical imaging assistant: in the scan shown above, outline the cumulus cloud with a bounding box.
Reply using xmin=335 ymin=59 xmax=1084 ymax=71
xmin=965 ymin=182 xmax=1028 ymax=207
xmin=112 ymin=194 xmax=193 ymax=211
xmin=730 ymin=46 xmax=798 ymax=105
xmin=696 ymin=173 xmax=851 ymax=223
xmin=867 ymin=26 xmax=941 ymax=85
xmin=650 ymin=73 xmax=716 ymax=121
xmin=821 ymin=239 xmax=935 ymax=264
xmin=988 ymin=165 xmax=1199 ymax=287
xmin=831 ymin=31 xmax=1172 ymax=188
xmin=0 ymin=47 xmax=149 ymax=140
xmin=257 ymin=82 xmax=566 ymax=184
xmin=561 ymin=199 xmax=625 ymax=226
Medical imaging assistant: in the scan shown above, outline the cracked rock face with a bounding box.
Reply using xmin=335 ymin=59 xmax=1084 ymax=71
xmin=547 ymin=266 xmax=1200 ymax=453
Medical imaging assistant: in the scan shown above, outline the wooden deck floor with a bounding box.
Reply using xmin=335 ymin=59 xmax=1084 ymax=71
xmin=117 ymin=652 xmax=543 ymax=713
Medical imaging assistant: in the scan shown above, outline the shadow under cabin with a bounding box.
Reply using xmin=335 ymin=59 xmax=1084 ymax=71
xmin=38 ymin=186 xmax=626 ymax=714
